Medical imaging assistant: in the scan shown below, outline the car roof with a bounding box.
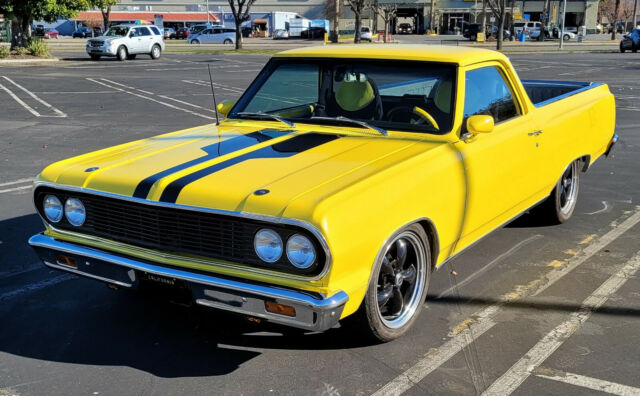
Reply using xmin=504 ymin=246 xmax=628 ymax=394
xmin=111 ymin=24 xmax=159 ymax=28
xmin=275 ymin=45 xmax=508 ymax=67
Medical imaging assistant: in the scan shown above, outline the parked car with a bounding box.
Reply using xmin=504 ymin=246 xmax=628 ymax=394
xmin=33 ymin=24 xmax=45 ymax=36
xmin=360 ymin=26 xmax=372 ymax=42
xmin=85 ymin=24 xmax=165 ymax=61
xmin=463 ymin=23 xmax=509 ymax=41
xmin=273 ymin=29 xmax=289 ymax=39
xmin=73 ymin=27 xmax=93 ymax=38
xmin=620 ymin=28 xmax=640 ymax=52
xmin=29 ymin=45 xmax=617 ymax=342
xmin=550 ymin=28 xmax=576 ymax=41
xmin=175 ymin=27 xmax=190 ymax=39
xmin=43 ymin=28 xmax=59 ymax=39
xmin=163 ymin=27 xmax=176 ymax=39
xmin=607 ymin=22 xmax=625 ymax=34
xmin=188 ymin=27 xmax=236 ymax=44
xmin=398 ymin=23 xmax=412 ymax=34
xmin=189 ymin=23 xmax=215 ymax=35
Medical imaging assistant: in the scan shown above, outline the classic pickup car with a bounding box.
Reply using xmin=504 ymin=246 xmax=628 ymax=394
xmin=29 ymin=45 xmax=617 ymax=341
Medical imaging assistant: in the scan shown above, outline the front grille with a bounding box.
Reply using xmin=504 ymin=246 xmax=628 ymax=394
xmin=35 ymin=187 xmax=325 ymax=276
xmin=89 ymin=41 xmax=103 ymax=47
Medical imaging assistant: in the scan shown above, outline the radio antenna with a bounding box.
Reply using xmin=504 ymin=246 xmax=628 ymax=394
xmin=207 ymin=64 xmax=220 ymax=125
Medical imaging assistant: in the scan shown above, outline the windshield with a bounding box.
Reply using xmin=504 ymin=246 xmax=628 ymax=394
xmin=230 ymin=59 xmax=456 ymax=134
xmin=104 ymin=27 xmax=128 ymax=37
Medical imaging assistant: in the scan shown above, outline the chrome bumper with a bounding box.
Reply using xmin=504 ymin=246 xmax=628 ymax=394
xmin=28 ymin=234 xmax=348 ymax=331
xmin=605 ymin=133 xmax=618 ymax=157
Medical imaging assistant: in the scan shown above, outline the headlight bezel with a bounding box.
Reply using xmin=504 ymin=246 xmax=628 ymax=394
xmin=64 ymin=197 xmax=86 ymax=226
xmin=286 ymin=233 xmax=317 ymax=269
xmin=43 ymin=194 xmax=63 ymax=223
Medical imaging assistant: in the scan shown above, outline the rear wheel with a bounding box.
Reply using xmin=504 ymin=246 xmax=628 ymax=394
xmin=150 ymin=44 xmax=161 ymax=59
xmin=223 ymin=38 xmax=233 ymax=44
xmin=533 ymin=160 xmax=580 ymax=224
xmin=346 ymin=224 xmax=431 ymax=342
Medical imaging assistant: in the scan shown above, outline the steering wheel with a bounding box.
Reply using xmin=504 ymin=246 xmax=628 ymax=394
xmin=385 ymin=105 xmax=440 ymax=131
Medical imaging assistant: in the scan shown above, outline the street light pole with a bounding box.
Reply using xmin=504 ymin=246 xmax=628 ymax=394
xmin=558 ymin=0 xmax=566 ymax=49
xmin=206 ymin=0 xmax=210 ymax=24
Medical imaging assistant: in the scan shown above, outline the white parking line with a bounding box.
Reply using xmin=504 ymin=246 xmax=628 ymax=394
xmin=372 ymin=209 xmax=640 ymax=396
xmin=100 ymin=78 xmax=154 ymax=95
xmin=535 ymin=368 xmax=640 ymax=396
xmin=157 ymin=94 xmax=216 ymax=112
xmin=86 ymin=78 xmax=216 ymax=121
xmin=0 ymin=185 xmax=31 ymax=194
xmin=482 ymin=251 xmax=640 ymax=395
xmin=1 ymin=76 xmax=67 ymax=117
xmin=0 ymin=178 xmax=32 ymax=187
xmin=0 ymin=274 xmax=75 ymax=301
xmin=0 ymin=81 xmax=40 ymax=117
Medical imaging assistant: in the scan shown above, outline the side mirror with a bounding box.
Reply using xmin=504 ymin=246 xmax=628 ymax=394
xmin=129 ymin=32 xmax=135 ymax=38
xmin=217 ymin=100 xmax=235 ymax=117
xmin=466 ymin=115 xmax=494 ymax=135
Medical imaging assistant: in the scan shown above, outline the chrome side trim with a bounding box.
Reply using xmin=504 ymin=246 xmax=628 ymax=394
xmin=29 ymin=233 xmax=348 ymax=331
xmin=33 ymin=181 xmax=332 ymax=281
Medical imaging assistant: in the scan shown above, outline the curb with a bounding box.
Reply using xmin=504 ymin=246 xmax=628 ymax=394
xmin=0 ymin=57 xmax=59 ymax=65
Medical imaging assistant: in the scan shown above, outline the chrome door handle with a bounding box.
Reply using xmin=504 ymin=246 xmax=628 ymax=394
xmin=528 ymin=130 xmax=543 ymax=136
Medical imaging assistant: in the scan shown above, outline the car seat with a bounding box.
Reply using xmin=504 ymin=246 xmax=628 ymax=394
xmin=324 ymin=72 xmax=383 ymax=120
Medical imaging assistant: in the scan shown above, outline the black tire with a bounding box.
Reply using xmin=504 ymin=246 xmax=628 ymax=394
xmin=345 ymin=224 xmax=431 ymax=342
xmin=150 ymin=44 xmax=161 ymax=59
xmin=563 ymin=34 xmax=570 ymax=41
xmin=90 ymin=55 xmax=101 ymax=61
xmin=621 ymin=43 xmax=626 ymax=53
xmin=532 ymin=160 xmax=580 ymax=224
xmin=633 ymin=45 xmax=638 ymax=53
xmin=126 ymin=54 xmax=136 ymax=60
xmin=223 ymin=38 xmax=233 ymax=45
xmin=116 ymin=45 xmax=127 ymax=61
xmin=191 ymin=39 xmax=200 ymax=45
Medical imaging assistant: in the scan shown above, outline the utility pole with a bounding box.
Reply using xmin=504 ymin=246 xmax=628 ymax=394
xmin=558 ymin=0 xmax=566 ymax=49
xmin=332 ymin=0 xmax=340 ymax=42
xmin=206 ymin=0 xmax=210 ymax=24
xmin=429 ymin=0 xmax=435 ymax=33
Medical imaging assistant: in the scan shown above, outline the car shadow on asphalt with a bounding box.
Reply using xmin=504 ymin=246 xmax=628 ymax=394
xmin=0 ymin=213 xmax=43 ymax=275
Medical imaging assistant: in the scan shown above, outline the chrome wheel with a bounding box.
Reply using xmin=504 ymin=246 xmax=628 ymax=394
xmin=559 ymin=161 xmax=578 ymax=215
xmin=376 ymin=231 xmax=426 ymax=329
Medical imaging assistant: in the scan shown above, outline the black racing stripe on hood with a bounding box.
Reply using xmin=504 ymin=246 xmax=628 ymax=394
xmin=132 ymin=130 xmax=293 ymax=199
xmin=159 ymin=133 xmax=339 ymax=203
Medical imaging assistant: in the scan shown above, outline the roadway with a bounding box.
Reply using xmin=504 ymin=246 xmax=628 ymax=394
xmin=0 ymin=49 xmax=638 ymax=395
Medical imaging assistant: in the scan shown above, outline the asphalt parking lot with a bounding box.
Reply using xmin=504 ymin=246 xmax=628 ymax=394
xmin=0 ymin=49 xmax=639 ymax=395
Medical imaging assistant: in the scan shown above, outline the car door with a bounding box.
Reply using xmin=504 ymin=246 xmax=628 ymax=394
xmin=199 ymin=28 xmax=213 ymax=43
xmin=137 ymin=27 xmax=153 ymax=53
xmin=452 ymin=63 xmax=542 ymax=253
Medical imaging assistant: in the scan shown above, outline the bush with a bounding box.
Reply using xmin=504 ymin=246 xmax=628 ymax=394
xmin=0 ymin=45 xmax=9 ymax=58
xmin=26 ymin=38 xmax=49 ymax=57
xmin=12 ymin=46 xmax=29 ymax=56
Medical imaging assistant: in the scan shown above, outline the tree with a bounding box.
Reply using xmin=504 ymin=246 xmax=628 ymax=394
xmin=0 ymin=0 xmax=89 ymax=49
xmin=621 ymin=0 xmax=635 ymax=30
xmin=370 ymin=2 xmax=397 ymax=42
xmin=429 ymin=0 xmax=436 ymax=33
xmin=227 ymin=0 xmax=257 ymax=50
xmin=323 ymin=0 xmax=341 ymax=42
xmin=486 ymin=0 xmax=508 ymax=49
xmin=346 ymin=0 xmax=367 ymax=42
xmin=90 ymin=0 xmax=118 ymax=30
xmin=601 ymin=0 xmax=622 ymax=38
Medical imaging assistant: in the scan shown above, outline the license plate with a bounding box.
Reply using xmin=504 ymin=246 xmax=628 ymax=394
xmin=143 ymin=272 xmax=178 ymax=286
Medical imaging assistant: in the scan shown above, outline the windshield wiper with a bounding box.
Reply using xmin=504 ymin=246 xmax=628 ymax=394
xmin=309 ymin=116 xmax=388 ymax=136
xmin=236 ymin=112 xmax=296 ymax=128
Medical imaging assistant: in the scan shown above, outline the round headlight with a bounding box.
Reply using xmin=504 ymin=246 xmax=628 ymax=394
xmin=254 ymin=229 xmax=283 ymax=263
xmin=43 ymin=195 xmax=63 ymax=223
xmin=64 ymin=198 xmax=86 ymax=226
xmin=286 ymin=234 xmax=316 ymax=269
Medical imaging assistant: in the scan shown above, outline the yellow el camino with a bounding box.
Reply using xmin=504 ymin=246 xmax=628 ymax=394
xmin=29 ymin=45 xmax=617 ymax=341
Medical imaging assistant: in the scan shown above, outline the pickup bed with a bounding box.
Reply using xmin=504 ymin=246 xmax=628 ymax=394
xmin=29 ymin=45 xmax=617 ymax=341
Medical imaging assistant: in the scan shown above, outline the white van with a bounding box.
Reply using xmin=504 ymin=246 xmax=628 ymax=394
xmin=514 ymin=21 xmax=543 ymax=38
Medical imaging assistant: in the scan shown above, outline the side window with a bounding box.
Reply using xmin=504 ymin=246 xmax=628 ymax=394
xmin=464 ymin=66 xmax=518 ymax=123
xmin=213 ymin=28 xmax=221 ymax=34
xmin=140 ymin=27 xmax=151 ymax=36
xmin=202 ymin=29 xmax=212 ymax=34
xmin=150 ymin=26 xmax=160 ymax=35
xmin=133 ymin=28 xmax=142 ymax=37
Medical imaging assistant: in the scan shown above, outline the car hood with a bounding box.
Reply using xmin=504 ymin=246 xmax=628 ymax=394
xmin=39 ymin=122 xmax=448 ymax=218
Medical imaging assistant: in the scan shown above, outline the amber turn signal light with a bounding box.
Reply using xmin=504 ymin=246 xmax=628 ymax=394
xmin=56 ymin=255 xmax=77 ymax=268
xmin=264 ymin=301 xmax=296 ymax=317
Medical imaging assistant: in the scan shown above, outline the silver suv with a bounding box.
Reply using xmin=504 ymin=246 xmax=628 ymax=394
xmin=86 ymin=24 xmax=165 ymax=61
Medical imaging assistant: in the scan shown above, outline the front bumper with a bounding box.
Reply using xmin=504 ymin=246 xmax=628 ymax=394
xmin=86 ymin=46 xmax=117 ymax=56
xmin=28 ymin=233 xmax=348 ymax=331
xmin=605 ymin=133 xmax=619 ymax=157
